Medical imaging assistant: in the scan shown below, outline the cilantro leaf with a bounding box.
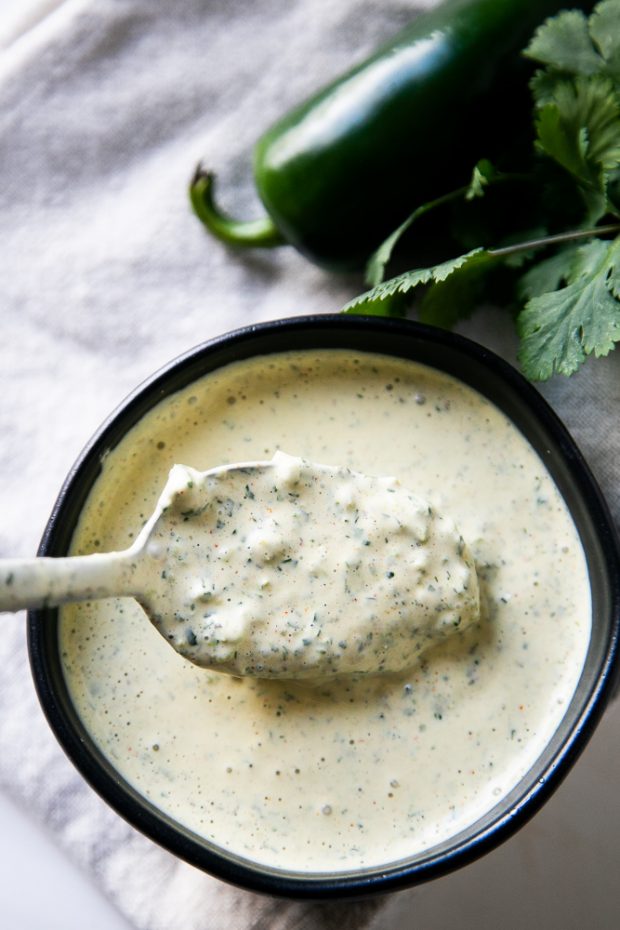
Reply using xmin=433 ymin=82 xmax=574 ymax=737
xmin=526 ymin=1 xmax=620 ymax=85
xmin=536 ymin=76 xmax=620 ymax=175
xmin=530 ymin=69 xmax=562 ymax=108
xmin=517 ymin=246 xmax=578 ymax=299
xmin=525 ymin=9 xmax=604 ymax=75
xmin=344 ymin=263 xmax=433 ymax=313
xmin=589 ymin=0 xmax=620 ymax=82
xmin=517 ymin=237 xmax=620 ymax=379
xmin=534 ymin=75 xmax=620 ymax=221
xmin=418 ymin=251 xmax=494 ymax=327
xmin=526 ymin=2 xmax=620 ymax=223
xmin=465 ymin=159 xmax=496 ymax=201
xmin=345 ymin=248 xmax=500 ymax=325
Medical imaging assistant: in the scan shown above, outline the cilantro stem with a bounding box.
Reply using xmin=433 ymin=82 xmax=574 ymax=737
xmin=489 ymin=224 xmax=620 ymax=258
xmin=366 ymin=186 xmax=470 ymax=285
xmin=366 ymin=170 xmax=534 ymax=286
xmin=404 ymin=172 xmax=531 ymax=213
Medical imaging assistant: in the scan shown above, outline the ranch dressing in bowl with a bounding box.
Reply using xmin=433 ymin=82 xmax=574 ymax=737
xmin=59 ymin=349 xmax=591 ymax=873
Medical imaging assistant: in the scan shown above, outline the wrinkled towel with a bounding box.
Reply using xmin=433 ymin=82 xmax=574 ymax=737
xmin=1 ymin=2 xmax=619 ymax=929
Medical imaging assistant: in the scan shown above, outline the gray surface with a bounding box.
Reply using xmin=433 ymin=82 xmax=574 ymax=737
xmin=0 ymin=791 xmax=132 ymax=930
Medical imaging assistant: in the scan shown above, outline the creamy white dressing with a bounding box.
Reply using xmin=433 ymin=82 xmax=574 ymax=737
xmin=144 ymin=451 xmax=479 ymax=677
xmin=59 ymin=350 xmax=591 ymax=873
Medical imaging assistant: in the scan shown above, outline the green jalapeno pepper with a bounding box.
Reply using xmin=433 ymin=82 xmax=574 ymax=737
xmin=190 ymin=0 xmax=589 ymax=270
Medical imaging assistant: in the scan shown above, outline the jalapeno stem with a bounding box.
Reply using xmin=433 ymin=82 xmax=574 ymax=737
xmin=189 ymin=164 xmax=285 ymax=248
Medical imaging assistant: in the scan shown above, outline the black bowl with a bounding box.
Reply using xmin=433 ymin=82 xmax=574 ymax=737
xmin=28 ymin=315 xmax=620 ymax=899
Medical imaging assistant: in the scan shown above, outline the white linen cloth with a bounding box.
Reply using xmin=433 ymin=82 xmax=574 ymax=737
xmin=0 ymin=2 xmax=619 ymax=928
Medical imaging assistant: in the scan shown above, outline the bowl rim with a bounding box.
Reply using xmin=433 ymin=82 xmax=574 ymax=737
xmin=27 ymin=314 xmax=620 ymax=899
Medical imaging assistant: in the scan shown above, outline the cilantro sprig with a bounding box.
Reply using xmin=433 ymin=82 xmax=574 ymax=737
xmin=344 ymin=0 xmax=620 ymax=381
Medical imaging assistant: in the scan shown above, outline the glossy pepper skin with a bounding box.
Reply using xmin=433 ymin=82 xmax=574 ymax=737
xmin=191 ymin=0 xmax=590 ymax=270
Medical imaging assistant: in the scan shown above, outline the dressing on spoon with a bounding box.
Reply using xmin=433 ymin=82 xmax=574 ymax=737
xmin=0 ymin=451 xmax=479 ymax=678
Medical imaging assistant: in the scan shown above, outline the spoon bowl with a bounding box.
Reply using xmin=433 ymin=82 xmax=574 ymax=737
xmin=2 ymin=451 xmax=479 ymax=678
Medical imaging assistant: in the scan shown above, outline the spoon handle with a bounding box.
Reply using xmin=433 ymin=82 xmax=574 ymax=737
xmin=0 ymin=550 xmax=139 ymax=613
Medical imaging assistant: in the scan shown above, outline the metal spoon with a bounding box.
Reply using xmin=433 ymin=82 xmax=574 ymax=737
xmin=0 ymin=452 xmax=480 ymax=678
